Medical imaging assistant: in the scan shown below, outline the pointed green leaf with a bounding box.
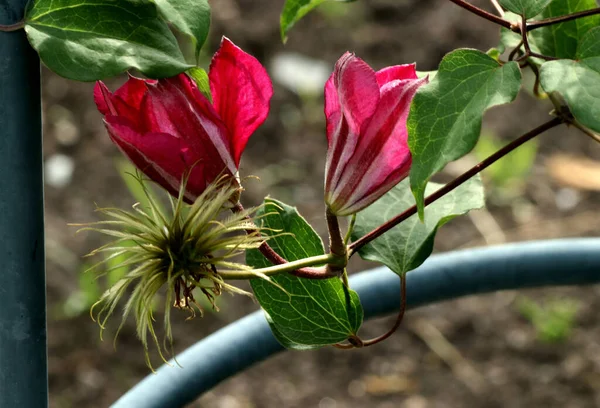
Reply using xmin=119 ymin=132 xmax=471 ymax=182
xmin=352 ymin=177 xmax=484 ymax=276
xmin=247 ymin=199 xmax=363 ymax=348
xmin=498 ymin=0 xmax=552 ymax=18
xmin=153 ymin=0 xmax=210 ymax=61
xmin=408 ymin=49 xmax=521 ymax=219
xmin=529 ymin=0 xmax=600 ymax=60
xmin=280 ymin=0 xmax=356 ymax=43
xmin=24 ymin=0 xmax=192 ymax=81
xmin=187 ymin=67 xmax=212 ymax=103
xmin=540 ymin=27 xmax=600 ymax=132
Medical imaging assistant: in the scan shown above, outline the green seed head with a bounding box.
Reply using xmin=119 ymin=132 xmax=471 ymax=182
xmin=76 ymin=174 xmax=265 ymax=369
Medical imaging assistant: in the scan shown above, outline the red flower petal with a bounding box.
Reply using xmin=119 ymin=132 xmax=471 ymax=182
xmin=93 ymin=81 xmax=116 ymax=116
xmin=324 ymin=73 xmax=341 ymax=144
xmin=375 ymin=64 xmax=418 ymax=87
xmin=146 ymin=75 xmax=237 ymax=179
xmin=113 ymin=74 xmax=154 ymax=112
xmin=209 ymin=37 xmax=273 ymax=167
xmin=329 ymin=77 xmax=426 ymax=215
xmin=332 ymin=53 xmax=379 ymax=135
xmin=324 ymin=53 xmax=380 ymax=207
xmin=104 ymin=116 xmax=209 ymax=202
xmin=138 ymin=87 xmax=181 ymax=136
xmin=94 ymin=79 xmax=150 ymax=132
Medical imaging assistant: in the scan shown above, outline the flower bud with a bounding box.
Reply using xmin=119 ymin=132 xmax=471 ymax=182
xmin=324 ymin=53 xmax=427 ymax=216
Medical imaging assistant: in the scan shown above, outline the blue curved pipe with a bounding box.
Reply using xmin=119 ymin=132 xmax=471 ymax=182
xmin=112 ymin=238 xmax=600 ymax=407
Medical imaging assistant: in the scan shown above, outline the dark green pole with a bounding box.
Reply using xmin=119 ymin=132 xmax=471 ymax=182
xmin=0 ymin=1 xmax=48 ymax=406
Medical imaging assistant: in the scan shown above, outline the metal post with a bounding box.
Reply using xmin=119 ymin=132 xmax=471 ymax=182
xmin=0 ymin=1 xmax=48 ymax=406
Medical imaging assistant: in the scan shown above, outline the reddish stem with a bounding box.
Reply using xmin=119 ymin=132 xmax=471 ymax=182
xmin=348 ymin=117 xmax=563 ymax=255
xmin=232 ymin=202 xmax=336 ymax=279
xmin=516 ymin=15 xmax=559 ymax=62
xmin=334 ymin=275 xmax=407 ymax=349
xmin=0 ymin=21 xmax=24 ymax=32
xmin=362 ymin=275 xmax=407 ymax=346
xmin=446 ymin=0 xmax=514 ymax=30
xmin=528 ymin=7 xmax=600 ymax=31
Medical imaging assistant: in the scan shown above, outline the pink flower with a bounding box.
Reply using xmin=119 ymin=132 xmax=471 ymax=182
xmin=94 ymin=37 xmax=273 ymax=202
xmin=324 ymin=52 xmax=427 ymax=216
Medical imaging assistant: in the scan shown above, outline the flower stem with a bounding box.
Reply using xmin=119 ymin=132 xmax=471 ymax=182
xmin=219 ymin=253 xmax=338 ymax=280
xmin=344 ymin=214 xmax=357 ymax=245
xmin=361 ymin=275 xmax=407 ymax=346
xmin=348 ymin=117 xmax=564 ymax=255
xmin=326 ymin=208 xmax=347 ymax=258
xmin=232 ymin=202 xmax=337 ymax=279
xmin=0 ymin=21 xmax=24 ymax=32
xmin=446 ymin=0 xmax=514 ymax=30
xmin=528 ymin=7 xmax=600 ymax=31
xmin=333 ymin=274 xmax=407 ymax=349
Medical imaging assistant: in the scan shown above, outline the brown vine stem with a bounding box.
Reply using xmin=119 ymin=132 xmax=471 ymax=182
xmin=0 ymin=21 xmax=25 ymax=32
xmin=508 ymin=39 xmax=524 ymax=61
xmin=528 ymin=7 xmax=600 ymax=31
xmin=362 ymin=275 xmax=407 ymax=346
xmin=348 ymin=117 xmax=564 ymax=256
xmin=446 ymin=0 xmax=515 ymax=30
xmin=522 ymin=61 xmax=544 ymax=98
xmin=516 ymin=16 xmax=559 ymax=62
xmin=232 ymin=202 xmax=336 ymax=279
xmin=334 ymin=275 xmax=407 ymax=349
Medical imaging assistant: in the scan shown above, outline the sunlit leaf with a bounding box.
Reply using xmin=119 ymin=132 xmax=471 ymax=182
xmin=540 ymin=27 xmax=600 ymax=132
xmin=25 ymin=0 xmax=192 ymax=81
xmin=408 ymin=49 xmax=521 ymax=218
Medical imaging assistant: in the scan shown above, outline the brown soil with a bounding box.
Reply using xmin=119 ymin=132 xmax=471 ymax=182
xmin=44 ymin=1 xmax=600 ymax=407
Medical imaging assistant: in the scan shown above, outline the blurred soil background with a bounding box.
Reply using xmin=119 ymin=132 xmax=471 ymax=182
xmin=43 ymin=0 xmax=600 ymax=407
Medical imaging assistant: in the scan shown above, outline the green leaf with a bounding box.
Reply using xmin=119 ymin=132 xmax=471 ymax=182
xmin=24 ymin=0 xmax=192 ymax=81
xmin=539 ymin=27 xmax=600 ymax=132
xmin=263 ymin=312 xmax=320 ymax=350
xmin=187 ymin=67 xmax=212 ymax=103
xmin=352 ymin=177 xmax=484 ymax=276
xmin=407 ymin=49 xmax=521 ymax=219
xmin=498 ymin=12 xmax=523 ymax=57
xmin=280 ymin=0 xmax=356 ymax=43
xmin=153 ymin=0 xmax=210 ymax=61
xmin=498 ymin=0 xmax=552 ymax=18
xmin=247 ymin=199 xmax=363 ymax=348
xmin=529 ymin=0 xmax=600 ymax=60
xmin=487 ymin=47 xmax=504 ymax=61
